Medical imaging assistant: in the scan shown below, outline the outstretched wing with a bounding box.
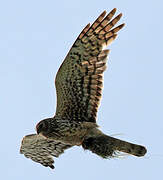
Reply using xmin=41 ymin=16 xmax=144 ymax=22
xmin=20 ymin=134 xmax=72 ymax=169
xmin=55 ymin=9 xmax=124 ymax=123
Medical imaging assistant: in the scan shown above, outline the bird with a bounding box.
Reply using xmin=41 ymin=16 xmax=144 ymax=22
xmin=20 ymin=8 xmax=147 ymax=169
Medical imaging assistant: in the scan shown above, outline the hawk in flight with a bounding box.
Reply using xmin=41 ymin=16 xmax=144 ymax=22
xmin=20 ymin=8 xmax=147 ymax=169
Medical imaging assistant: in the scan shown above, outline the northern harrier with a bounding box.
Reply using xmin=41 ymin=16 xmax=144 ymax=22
xmin=20 ymin=8 xmax=147 ymax=169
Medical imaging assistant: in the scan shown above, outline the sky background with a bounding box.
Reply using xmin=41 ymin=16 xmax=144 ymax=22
xmin=0 ymin=0 xmax=162 ymax=179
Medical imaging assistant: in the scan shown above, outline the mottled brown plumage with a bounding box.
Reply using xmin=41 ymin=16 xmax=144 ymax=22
xmin=20 ymin=8 xmax=147 ymax=169
xmin=20 ymin=134 xmax=71 ymax=169
xmin=55 ymin=9 xmax=124 ymax=123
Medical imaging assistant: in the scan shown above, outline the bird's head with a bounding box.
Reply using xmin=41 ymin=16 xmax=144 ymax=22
xmin=36 ymin=118 xmax=53 ymax=137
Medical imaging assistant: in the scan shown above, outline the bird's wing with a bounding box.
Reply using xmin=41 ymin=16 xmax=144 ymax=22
xmin=20 ymin=134 xmax=72 ymax=169
xmin=55 ymin=8 xmax=124 ymax=123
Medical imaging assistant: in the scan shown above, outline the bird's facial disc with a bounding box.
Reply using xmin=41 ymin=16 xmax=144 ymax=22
xmin=36 ymin=120 xmax=49 ymax=135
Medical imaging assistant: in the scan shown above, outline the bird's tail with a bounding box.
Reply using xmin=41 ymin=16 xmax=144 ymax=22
xmin=82 ymin=130 xmax=147 ymax=158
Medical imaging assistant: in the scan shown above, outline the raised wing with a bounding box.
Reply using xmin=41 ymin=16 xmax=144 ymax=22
xmin=20 ymin=134 xmax=72 ymax=169
xmin=55 ymin=9 xmax=124 ymax=123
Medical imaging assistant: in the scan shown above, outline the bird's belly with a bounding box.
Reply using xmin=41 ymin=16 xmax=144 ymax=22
xmin=60 ymin=135 xmax=84 ymax=146
xmin=47 ymin=121 xmax=98 ymax=145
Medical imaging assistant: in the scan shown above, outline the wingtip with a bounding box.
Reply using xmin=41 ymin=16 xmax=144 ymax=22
xmin=113 ymin=34 xmax=118 ymax=39
xmin=119 ymin=23 xmax=125 ymax=30
xmin=117 ymin=13 xmax=123 ymax=19
xmin=103 ymin=8 xmax=117 ymax=17
xmin=49 ymin=165 xmax=55 ymax=169
xmin=111 ymin=8 xmax=117 ymax=14
xmin=101 ymin=10 xmax=107 ymax=17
